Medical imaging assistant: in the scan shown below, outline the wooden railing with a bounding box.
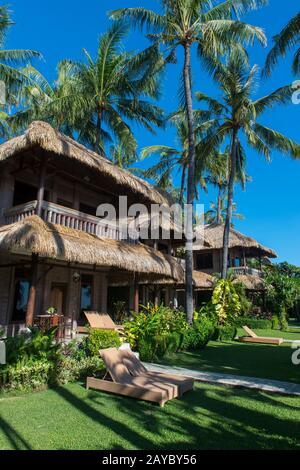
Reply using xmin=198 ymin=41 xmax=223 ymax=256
xmin=4 ymin=200 xmax=137 ymax=244
xmin=231 ymin=266 xmax=263 ymax=277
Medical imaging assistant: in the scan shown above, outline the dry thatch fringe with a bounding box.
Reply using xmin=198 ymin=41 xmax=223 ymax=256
xmin=108 ymin=269 xmax=214 ymax=289
xmin=203 ymin=223 xmax=277 ymax=258
xmin=0 ymin=121 xmax=171 ymax=206
xmin=0 ymin=216 xmax=184 ymax=280
xmin=233 ymin=274 xmax=266 ymax=291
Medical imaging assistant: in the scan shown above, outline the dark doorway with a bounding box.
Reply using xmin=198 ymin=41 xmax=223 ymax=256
xmin=107 ymin=286 xmax=130 ymax=317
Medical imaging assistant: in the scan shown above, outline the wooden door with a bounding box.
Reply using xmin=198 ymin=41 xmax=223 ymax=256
xmin=50 ymin=284 xmax=67 ymax=315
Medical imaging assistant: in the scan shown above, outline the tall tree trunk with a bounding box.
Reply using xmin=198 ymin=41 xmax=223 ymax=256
xmin=94 ymin=110 xmax=102 ymax=153
xmin=222 ymin=130 xmax=238 ymax=279
xmin=183 ymin=43 xmax=196 ymax=324
xmin=216 ymin=186 xmax=222 ymax=224
xmin=179 ymin=162 xmax=187 ymax=206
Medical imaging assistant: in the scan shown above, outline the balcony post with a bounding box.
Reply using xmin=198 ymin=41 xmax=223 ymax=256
xmin=36 ymin=163 xmax=47 ymax=217
xmin=26 ymin=253 xmax=39 ymax=326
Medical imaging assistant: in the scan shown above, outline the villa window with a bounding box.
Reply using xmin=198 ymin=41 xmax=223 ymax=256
xmin=12 ymin=269 xmax=30 ymax=322
xmin=196 ymin=253 xmax=213 ymax=270
xmin=79 ymin=202 xmax=97 ymax=217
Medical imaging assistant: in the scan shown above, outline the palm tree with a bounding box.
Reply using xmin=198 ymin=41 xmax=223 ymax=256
xmin=110 ymin=0 xmax=267 ymax=323
xmin=264 ymin=12 xmax=300 ymax=76
xmin=0 ymin=5 xmax=40 ymax=136
xmin=198 ymin=53 xmax=300 ymax=278
xmin=141 ymin=118 xmax=189 ymax=203
xmin=12 ymin=21 xmax=164 ymax=157
xmin=205 ymin=197 xmax=244 ymax=225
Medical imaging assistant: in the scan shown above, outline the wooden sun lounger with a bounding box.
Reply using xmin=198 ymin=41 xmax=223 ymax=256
xmin=119 ymin=349 xmax=194 ymax=396
xmin=86 ymin=347 xmax=178 ymax=407
xmin=77 ymin=311 xmax=125 ymax=335
xmin=237 ymin=325 xmax=284 ymax=345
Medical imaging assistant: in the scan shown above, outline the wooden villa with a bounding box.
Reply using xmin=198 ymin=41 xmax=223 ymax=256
xmin=0 ymin=121 xmax=277 ymax=336
xmin=192 ymin=222 xmax=277 ymax=305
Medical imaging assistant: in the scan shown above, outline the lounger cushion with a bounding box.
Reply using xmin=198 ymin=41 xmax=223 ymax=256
xmin=119 ymin=349 xmax=148 ymax=376
xmin=130 ymin=375 xmax=178 ymax=400
xmin=100 ymin=348 xmax=132 ymax=384
xmin=119 ymin=349 xmax=194 ymax=395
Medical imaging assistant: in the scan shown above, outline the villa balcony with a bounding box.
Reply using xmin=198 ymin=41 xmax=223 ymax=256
xmin=3 ymin=200 xmax=137 ymax=244
xmin=231 ymin=266 xmax=263 ymax=277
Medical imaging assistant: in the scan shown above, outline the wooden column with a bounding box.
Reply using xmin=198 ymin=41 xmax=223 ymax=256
xmin=154 ymin=287 xmax=159 ymax=306
xmin=133 ymin=277 xmax=139 ymax=313
xmin=25 ymin=254 xmax=39 ymax=326
xmin=36 ymin=164 xmax=47 ymax=217
xmin=242 ymin=248 xmax=246 ymax=269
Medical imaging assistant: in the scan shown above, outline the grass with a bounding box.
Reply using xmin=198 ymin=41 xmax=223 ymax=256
xmin=159 ymin=328 xmax=300 ymax=384
xmin=0 ymin=381 xmax=299 ymax=450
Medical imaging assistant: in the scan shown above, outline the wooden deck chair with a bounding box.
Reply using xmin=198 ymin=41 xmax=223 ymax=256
xmin=86 ymin=348 xmax=178 ymax=407
xmin=119 ymin=349 xmax=194 ymax=396
xmin=237 ymin=325 xmax=284 ymax=345
xmin=82 ymin=311 xmax=125 ymax=335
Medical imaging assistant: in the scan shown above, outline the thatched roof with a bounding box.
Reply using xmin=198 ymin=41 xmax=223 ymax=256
xmin=234 ymin=274 xmax=266 ymax=291
xmin=202 ymin=223 xmax=277 ymax=258
xmin=0 ymin=121 xmax=171 ymax=206
xmin=0 ymin=216 xmax=183 ymax=281
xmin=108 ymin=269 xmax=214 ymax=289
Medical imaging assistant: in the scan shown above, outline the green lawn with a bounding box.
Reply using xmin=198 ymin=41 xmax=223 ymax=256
xmin=0 ymin=382 xmax=300 ymax=450
xmin=159 ymin=328 xmax=300 ymax=384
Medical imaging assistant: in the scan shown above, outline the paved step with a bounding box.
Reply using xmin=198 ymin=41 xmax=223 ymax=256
xmin=144 ymin=363 xmax=300 ymax=396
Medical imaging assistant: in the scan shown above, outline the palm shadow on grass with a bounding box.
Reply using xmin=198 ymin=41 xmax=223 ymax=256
xmin=54 ymin=381 xmax=299 ymax=450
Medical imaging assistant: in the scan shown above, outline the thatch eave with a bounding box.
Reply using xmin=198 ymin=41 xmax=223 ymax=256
xmin=202 ymin=223 xmax=277 ymax=258
xmin=0 ymin=121 xmax=172 ymax=207
xmin=0 ymin=216 xmax=183 ymax=281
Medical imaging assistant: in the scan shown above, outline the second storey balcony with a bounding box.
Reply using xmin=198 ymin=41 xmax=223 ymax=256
xmin=3 ymin=200 xmax=137 ymax=244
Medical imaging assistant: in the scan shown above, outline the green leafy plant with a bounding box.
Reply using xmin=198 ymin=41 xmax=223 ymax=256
xmin=264 ymin=265 xmax=300 ymax=330
xmin=211 ymin=279 xmax=241 ymax=325
xmin=82 ymin=329 xmax=121 ymax=357
xmin=182 ymin=315 xmax=215 ymax=351
xmin=5 ymin=327 xmax=60 ymax=365
xmin=124 ymin=304 xmax=188 ymax=361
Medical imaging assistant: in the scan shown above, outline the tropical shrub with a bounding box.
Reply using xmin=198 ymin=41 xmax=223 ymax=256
xmin=5 ymin=327 xmax=61 ymax=365
xmin=124 ymin=304 xmax=188 ymax=361
xmin=214 ymin=324 xmax=237 ymax=342
xmin=271 ymin=315 xmax=280 ymax=330
xmin=264 ymin=265 xmax=300 ymax=330
xmin=81 ymin=329 xmax=121 ymax=357
xmin=54 ymin=356 xmax=104 ymax=385
xmin=0 ymin=360 xmax=54 ymax=392
xmin=182 ymin=315 xmax=215 ymax=351
xmin=211 ymin=279 xmax=241 ymax=325
xmin=0 ymin=356 xmax=105 ymax=392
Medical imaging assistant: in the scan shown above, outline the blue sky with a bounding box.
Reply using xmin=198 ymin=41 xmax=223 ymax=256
xmin=6 ymin=0 xmax=300 ymax=265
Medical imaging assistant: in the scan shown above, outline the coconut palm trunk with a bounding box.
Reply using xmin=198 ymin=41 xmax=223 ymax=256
xmin=95 ymin=110 xmax=103 ymax=153
xmin=222 ymin=129 xmax=238 ymax=279
xmin=216 ymin=186 xmax=222 ymax=224
xmin=183 ymin=43 xmax=196 ymax=323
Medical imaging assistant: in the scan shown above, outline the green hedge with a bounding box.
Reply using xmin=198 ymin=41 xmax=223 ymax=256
xmin=234 ymin=317 xmax=272 ymax=329
xmin=0 ymin=356 xmax=105 ymax=392
xmin=81 ymin=329 xmax=121 ymax=357
xmin=214 ymin=325 xmax=237 ymax=342
xmin=181 ymin=317 xmax=215 ymax=351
